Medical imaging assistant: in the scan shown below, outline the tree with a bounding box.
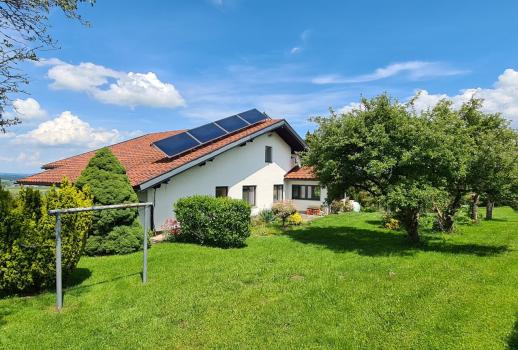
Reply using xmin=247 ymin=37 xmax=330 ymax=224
xmin=303 ymin=94 xmax=439 ymax=242
xmin=0 ymin=0 xmax=94 ymax=132
xmin=75 ymin=147 xmax=145 ymax=255
xmin=0 ymin=179 xmax=92 ymax=294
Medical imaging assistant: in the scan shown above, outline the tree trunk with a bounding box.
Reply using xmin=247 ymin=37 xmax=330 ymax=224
xmin=403 ymin=210 xmax=420 ymax=243
xmin=485 ymin=201 xmax=494 ymax=220
xmin=470 ymin=193 xmax=480 ymax=222
xmin=434 ymin=192 xmax=463 ymax=232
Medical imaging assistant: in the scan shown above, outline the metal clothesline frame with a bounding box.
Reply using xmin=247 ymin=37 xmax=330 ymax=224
xmin=48 ymin=202 xmax=153 ymax=311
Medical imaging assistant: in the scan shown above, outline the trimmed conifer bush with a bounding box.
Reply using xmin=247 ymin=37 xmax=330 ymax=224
xmin=75 ymin=147 xmax=145 ymax=255
xmin=174 ymin=195 xmax=251 ymax=248
xmin=0 ymin=179 xmax=92 ymax=294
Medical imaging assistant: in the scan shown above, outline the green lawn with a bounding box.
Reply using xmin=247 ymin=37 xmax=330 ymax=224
xmin=1 ymin=208 xmax=518 ymax=349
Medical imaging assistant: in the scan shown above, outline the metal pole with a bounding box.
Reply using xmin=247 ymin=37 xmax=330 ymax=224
xmin=142 ymin=205 xmax=149 ymax=283
xmin=55 ymin=213 xmax=63 ymax=311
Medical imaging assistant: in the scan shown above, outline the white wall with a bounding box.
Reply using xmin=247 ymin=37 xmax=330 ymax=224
xmin=142 ymin=132 xmax=295 ymax=228
xmin=284 ymin=179 xmax=328 ymax=212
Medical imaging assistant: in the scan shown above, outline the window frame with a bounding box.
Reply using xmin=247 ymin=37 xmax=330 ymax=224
xmin=291 ymin=184 xmax=321 ymax=201
xmin=215 ymin=186 xmax=228 ymax=198
xmin=273 ymin=184 xmax=283 ymax=202
xmin=242 ymin=185 xmax=257 ymax=206
xmin=265 ymin=146 xmax=272 ymax=163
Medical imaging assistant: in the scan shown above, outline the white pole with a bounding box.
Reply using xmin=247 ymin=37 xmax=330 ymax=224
xmin=55 ymin=213 xmax=63 ymax=311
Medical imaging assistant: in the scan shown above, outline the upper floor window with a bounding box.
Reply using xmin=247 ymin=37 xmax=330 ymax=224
xmin=242 ymin=185 xmax=256 ymax=206
xmin=215 ymin=186 xmax=228 ymax=197
xmin=292 ymin=185 xmax=321 ymax=200
xmin=265 ymin=146 xmax=272 ymax=163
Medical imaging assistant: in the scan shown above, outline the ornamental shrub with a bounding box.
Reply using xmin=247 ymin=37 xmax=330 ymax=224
xmin=258 ymin=209 xmax=276 ymax=224
xmin=287 ymin=212 xmax=303 ymax=225
xmin=174 ymin=195 xmax=251 ymax=248
xmin=0 ymin=179 xmax=92 ymax=294
xmin=76 ymin=147 xmax=145 ymax=255
xmin=271 ymin=201 xmax=297 ymax=227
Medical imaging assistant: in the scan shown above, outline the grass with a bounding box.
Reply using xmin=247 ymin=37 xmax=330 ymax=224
xmin=1 ymin=207 xmax=517 ymax=349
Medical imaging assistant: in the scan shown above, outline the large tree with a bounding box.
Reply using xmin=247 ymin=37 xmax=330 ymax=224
xmin=0 ymin=0 xmax=93 ymax=132
xmin=303 ymin=94 xmax=442 ymax=242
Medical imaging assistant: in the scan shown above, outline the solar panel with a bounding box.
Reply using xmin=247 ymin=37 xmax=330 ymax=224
xmin=153 ymin=132 xmax=200 ymax=157
xmin=189 ymin=123 xmax=228 ymax=143
xmin=153 ymin=108 xmax=271 ymax=158
xmin=238 ymin=109 xmax=267 ymax=124
xmin=216 ymin=115 xmax=249 ymax=133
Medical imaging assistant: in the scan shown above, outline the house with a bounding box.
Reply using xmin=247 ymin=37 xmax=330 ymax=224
xmin=18 ymin=109 xmax=327 ymax=228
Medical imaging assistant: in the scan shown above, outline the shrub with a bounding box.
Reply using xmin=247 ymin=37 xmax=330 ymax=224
xmin=174 ymin=195 xmax=251 ymax=248
xmin=329 ymin=199 xmax=354 ymax=214
xmin=76 ymin=147 xmax=144 ymax=255
xmin=382 ymin=214 xmax=401 ymax=230
xmin=287 ymin=212 xmax=303 ymax=225
xmin=84 ymin=222 xmax=145 ymax=255
xmin=0 ymin=179 xmax=92 ymax=294
xmin=272 ymin=201 xmax=297 ymax=227
xmin=258 ymin=209 xmax=276 ymax=224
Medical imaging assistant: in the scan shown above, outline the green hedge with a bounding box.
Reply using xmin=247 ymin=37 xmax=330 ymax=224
xmin=174 ymin=195 xmax=251 ymax=248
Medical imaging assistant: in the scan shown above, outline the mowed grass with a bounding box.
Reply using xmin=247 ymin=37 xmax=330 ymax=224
xmin=1 ymin=208 xmax=518 ymax=349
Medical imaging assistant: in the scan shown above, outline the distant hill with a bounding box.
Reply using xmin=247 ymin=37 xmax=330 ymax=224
xmin=0 ymin=173 xmax=31 ymax=182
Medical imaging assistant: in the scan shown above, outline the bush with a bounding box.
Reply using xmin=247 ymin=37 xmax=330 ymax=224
xmin=329 ymin=199 xmax=354 ymax=214
xmin=258 ymin=209 xmax=276 ymax=224
xmin=382 ymin=214 xmax=400 ymax=230
xmin=76 ymin=147 xmax=143 ymax=255
xmin=287 ymin=212 xmax=303 ymax=225
xmin=174 ymin=195 xmax=251 ymax=248
xmin=0 ymin=179 xmax=92 ymax=294
xmin=272 ymin=201 xmax=297 ymax=227
xmin=84 ymin=222 xmax=146 ymax=255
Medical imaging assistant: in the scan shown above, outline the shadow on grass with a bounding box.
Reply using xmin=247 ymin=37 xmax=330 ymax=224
xmin=65 ymin=272 xmax=140 ymax=293
xmin=510 ymin=317 xmax=518 ymax=350
xmin=285 ymin=224 xmax=508 ymax=257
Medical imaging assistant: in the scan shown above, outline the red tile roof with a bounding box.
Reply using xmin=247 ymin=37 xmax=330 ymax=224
xmin=284 ymin=166 xmax=318 ymax=180
xmin=18 ymin=119 xmax=283 ymax=187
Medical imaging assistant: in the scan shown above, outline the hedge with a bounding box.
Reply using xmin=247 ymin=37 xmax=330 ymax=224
xmin=174 ymin=195 xmax=251 ymax=248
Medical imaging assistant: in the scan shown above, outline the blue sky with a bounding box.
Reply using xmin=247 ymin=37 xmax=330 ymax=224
xmin=2 ymin=0 xmax=518 ymax=173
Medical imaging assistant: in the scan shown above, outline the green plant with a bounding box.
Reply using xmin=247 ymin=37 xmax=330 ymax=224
xmin=0 ymin=179 xmax=92 ymax=294
xmin=272 ymin=201 xmax=297 ymax=227
xmin=84 ymin=222 xmax=147 ymax=255
xmin=174 ymin=195 xmax=251 ymax=248
xmin=382 ymin=214 xmax=400 ymax=230
xmin=76 ymin=147 xmax=144 ymax=255
xmin=287 ymin=212 xmax=303 ymax=225
xmin=258 ymin=209 xmax=276 ymax=224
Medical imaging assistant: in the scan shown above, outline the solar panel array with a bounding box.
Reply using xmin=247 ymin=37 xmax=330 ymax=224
xmin=153 ymin=108 xmax=269 ymax=158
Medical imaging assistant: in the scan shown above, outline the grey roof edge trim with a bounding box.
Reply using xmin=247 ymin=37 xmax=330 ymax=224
xmin=138 ymin=119 xmax=305 ymax=191
xmin=282 ymin=120 xmax=308 ymax=149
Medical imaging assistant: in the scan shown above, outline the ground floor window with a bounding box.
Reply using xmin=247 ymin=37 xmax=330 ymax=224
xmin=292 ymin=184 xmax=320 ymax=200
xmin=273 ymin=184 xmax=283 ymax=202
xmin=215 ymin=186 xmax=228 ymax=197
xmin=242 ymin=185 xmax=256 ymax=206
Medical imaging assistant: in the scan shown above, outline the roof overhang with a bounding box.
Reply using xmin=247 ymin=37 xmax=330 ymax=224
xmin=137 ymin=119 xmax=306 ymax=191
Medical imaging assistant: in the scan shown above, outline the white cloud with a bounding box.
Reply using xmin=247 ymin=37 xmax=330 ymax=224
xmin=412 ymin=69 xmax=518 ymax=124
xmin=290 ymin=47 xmax=301 ymax=54
xmin=12 ymin=98 xmax=47 ymax=120
xmin=313 ymin=61 xmax=467 ymax=84
xmin=44 ymin=59 xmax=185 ymax=109
xmin=290 ymin=29 xmax=311 ymax=55
xmin=18 ymin=111 xmax=122 ymax=148
xmin=93 ymin=72 xmax=185 ymax=108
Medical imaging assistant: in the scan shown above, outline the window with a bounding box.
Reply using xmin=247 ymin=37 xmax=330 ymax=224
xmin=215 ymin=186 xmax=228 ymax=197
xmin=242 ymin=186 xmax=256 ymax=206
xmin=273 ymin=185 xmax=283 ymax=202
xmin=292 ymin=185 xmax=321 ymax=200
xmin=265 ymin=146 xmax=272 ymax=163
